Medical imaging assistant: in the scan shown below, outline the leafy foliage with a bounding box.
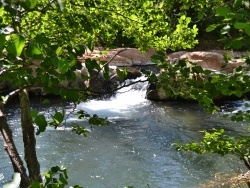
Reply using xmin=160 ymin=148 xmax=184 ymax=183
xmin=205 ymin=0 xmax=250 ymax=49
xmin=71 ymin=110 xmax=109 ymax=136
xmin=167 ymin=1 xmax=250 ymax=181
xmin=31 ymin=166 xmax=83 ymax=188
xmin=174 ymin=128 xmax=250 ymax=170
xmin=174 ymin=129 xmax=250 ymax=157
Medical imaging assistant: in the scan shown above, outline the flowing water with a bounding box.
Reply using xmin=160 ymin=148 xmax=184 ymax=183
xmin=0 ymin=80 xmax=248 ymax=188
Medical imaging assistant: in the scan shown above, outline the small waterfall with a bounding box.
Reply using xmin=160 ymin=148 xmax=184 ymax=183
xmin=77 ymin=76 xmax=150 ymax=118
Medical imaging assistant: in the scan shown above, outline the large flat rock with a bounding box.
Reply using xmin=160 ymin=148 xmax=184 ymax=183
xmin=80 ymin=48 xmax=156 ymax=66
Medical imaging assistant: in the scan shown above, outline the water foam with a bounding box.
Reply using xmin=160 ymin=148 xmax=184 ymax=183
xmin=77 ymin=77 xmax=150 ymax=118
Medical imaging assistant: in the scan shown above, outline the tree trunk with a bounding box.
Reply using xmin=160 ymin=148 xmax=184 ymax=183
xmin=19 ymin=89 xmax=42 ymax=182
xmin=0 ymin=103 xmax=30 ymax=188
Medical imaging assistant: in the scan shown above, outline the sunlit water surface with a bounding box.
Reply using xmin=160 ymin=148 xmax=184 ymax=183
xmin=0 ymin=81 xmax=248 ymax=188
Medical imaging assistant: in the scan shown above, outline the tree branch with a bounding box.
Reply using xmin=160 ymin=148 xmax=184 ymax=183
xmin=95 ymin=48 xmax=129 ymax=79
xmin=2 ymin=89 xmax=21 ymax=104
xmin=89 ymin=78 xmax=148 ymax=95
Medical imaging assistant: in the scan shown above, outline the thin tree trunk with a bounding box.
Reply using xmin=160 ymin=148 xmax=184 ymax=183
xmin=0 ymin=103 xmax=30 ymax=187
xmin=19 ymin=89 xmax=42 ymax=182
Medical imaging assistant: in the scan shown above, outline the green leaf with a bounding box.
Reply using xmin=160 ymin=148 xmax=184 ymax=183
xmin=41 ymin=73 xmax=49 ymax=85
xmin=56 ymin=46 xmax=63 ymax=56
xmin=30 ymin=181 xmax=42 ymax=188
xmin=88 ymin=114 xmax=109 ymax=126
xmin=85 ymin=59 xmax=100 ymax=72
xmin=73 ymin=45 xmax=85 ymax=56
xmin=230 ymin=38 xmax=243 ymax=49
xmin=198 ymin=12 xmax=204 ymax=20
xmin=87 ymin=42 xmax=94 ymax=51
xmin=62 ymin=167 xmax=68 ymax=179
xmin=25 ymin=0 xmax=37 ymax=9
xmin=59 ymin=174 xmax=68 ymax=185
xmin=7 ymin=34 xmax=25 ymax=56
xmin=245 ymin=26 xmax=250 ymax=36
xmin=234 ymin=22 xmax=248 ymax=29
xmin=53 ymin=111 xmax=64 ymax=125
xmin=244 ymin=102 xmax=249 ymax=107
xmin=206 ymin=24 xmax=218 ymax=32
xmin=73 ymin=185 xmax=83 ymax=188
xmin=72 ymin=123 xmax=89 ymax=137
xmin=30 ymin=110 xmax=39 ymax=117
xmin=149 ymin=74 xmax=158 ymax=82
xmin=60 ymin=89 xmax=79 ymax=103
xmin=58 ymin=58 xmax=69 ymax=74
xmin=51 ymin=166 xmax=60 ymax=173
xmin=103 ymin=64 xmax=109 ymax=80
xmin=218 ymin=129 xmax=224 ymax=134
xmin=35 ymin=33 xmax=49 ymax=44
xmin=211 ymin=76 xmax=219 ymax=83
xmin=50 ymin=56 xmax=59 ymax=67
xmin=216 ymin=6 xmax=231 ymax=17
xmin=221 ymin=88 xmax=231 ymax=96
xmin=203 ymin=96 xmax=213 ymax=107
xmin=192 ymin=66 xmax=203 ymax=73
xmin=130 ymin=14 xmax=138 ymax=20
xmin=178 ymin=60 xmax=187 ymax=67
xmin=26 ymin=43 xmax=42 ymax=58
xmin=151 ymin=54 xmax=165 ymax=63
xmin=35 ymin=115 xmax=47 ymax=134
xmin=77 ymin=110 xmax=90 ymax=119
xmin=233 ymin=0 xmax=243 ymax=7
xmin=65 ymin=70 xmax=76 ymax=81
xmin=42 ymin=99 xmax=50 ymax=104
xmin=234 ymin=90 xmax=242 ymax=97
xmin=116 ymin=68 xmax=125 ymax=81
xmin=75 ymin=61 xmax=83 ymax=70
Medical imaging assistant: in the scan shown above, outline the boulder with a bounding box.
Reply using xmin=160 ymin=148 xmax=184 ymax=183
xmin=146 ymin=84 xmax=167 ymax=100
xmin=84 ymin=66 xmax=118 ymax=94
xmin=167 ymin=50 xmax=246 ymax=73
xmin=123 ymin=67 xmax=142 ymax=79
xmin=180 ymin=51 xmax=225 ymax=71
xmin=78 ymin=48 xmax=157 ymax=95
xmin=166 ymin=51 xmax=188 ymax=63
xmin=81 ymin=48 xmax=156 ymax=66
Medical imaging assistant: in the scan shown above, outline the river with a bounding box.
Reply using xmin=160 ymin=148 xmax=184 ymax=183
xmin=0 ymin=80 xmax=248 ymax=188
